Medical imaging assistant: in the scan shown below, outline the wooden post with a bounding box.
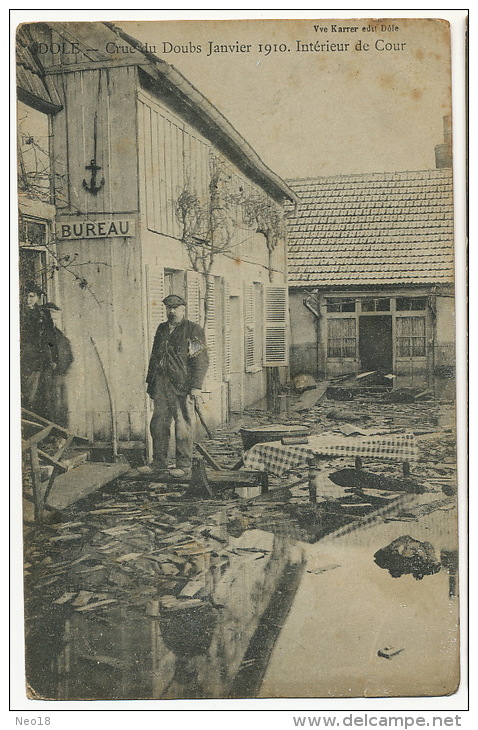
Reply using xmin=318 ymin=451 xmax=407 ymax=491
xmin=30 ymin=444 xmax=43 ymax=521
xmin=307 ymin=457 xmax=318 ymax=503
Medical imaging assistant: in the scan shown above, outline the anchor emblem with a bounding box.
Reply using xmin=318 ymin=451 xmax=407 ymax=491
xmin=83 ymin=112 xmax=105 ymax=195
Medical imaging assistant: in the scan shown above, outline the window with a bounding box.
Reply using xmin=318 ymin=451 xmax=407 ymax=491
xmin=326 ymin=298 xmax=356 ymax=313
xmin=164 ymin=269 xmax=185 ymax=299
xmin=327 ymin=318 xmax=356 ymax=358
xmin=396 ymin=317 xmax=426 ymax=357
xmin=361 ymin=298 xmax=390 ymax=312
xmin=396 ymin=297 xmax=427 ymax=311
xmin=19 ymin=217 xmax=48 ymax=247
xmin=19 ymin=217 xmax=50 ymax=297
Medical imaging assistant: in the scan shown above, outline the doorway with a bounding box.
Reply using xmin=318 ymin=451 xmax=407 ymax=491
xmin=359 ymin=315 xmax=393 ymax=372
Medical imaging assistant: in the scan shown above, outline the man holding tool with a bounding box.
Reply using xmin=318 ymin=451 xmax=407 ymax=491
xmin=139 ymin=294 xmax=209 ymax=477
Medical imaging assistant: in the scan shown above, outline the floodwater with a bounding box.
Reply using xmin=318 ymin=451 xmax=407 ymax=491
xmin=25 ymin=524 xmax=305 ymax=700
xmin=23 ymin=398 xmax=459 ymax=700
xmin=25 ymin=491 xmax=459 ymax=700
xmin=259 ymin=502 xmax=460 ymax=698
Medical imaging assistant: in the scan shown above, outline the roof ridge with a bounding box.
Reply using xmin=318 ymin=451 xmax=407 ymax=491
xmin=287 ymin=169 xmax=452 ymax=185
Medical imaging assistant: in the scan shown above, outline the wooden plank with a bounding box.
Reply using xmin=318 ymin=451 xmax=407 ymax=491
xmin=29 ymin=445 xmax=43 ymax=521
xmin=54 ymin=435 xmax=74 ymax=461
xmin=46 ymin=463 xmax=130 ymax=511
xmin=21 ymin=409 xmax=90 ymax=442
xmin=21 ymin=424 xmax=53 ymax=452
xmin=36 ymin=449 xmax=68 ymax=472
xmin=195 ymin=443 xmax=222 ymax=471
xmin=22 ymin=419 xmax=50 ymax=430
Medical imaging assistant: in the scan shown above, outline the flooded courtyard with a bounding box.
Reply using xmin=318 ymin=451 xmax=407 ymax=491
xmin=22 ymin=392 xmax=460 ymax=700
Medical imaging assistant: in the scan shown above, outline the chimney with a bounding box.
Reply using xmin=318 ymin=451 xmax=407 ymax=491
xmin=435 ymin=114 xmax=452 ymax=168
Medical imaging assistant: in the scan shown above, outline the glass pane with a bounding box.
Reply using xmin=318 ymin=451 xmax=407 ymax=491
xmin=396 ymin=297 xmax=426 ymax=311
xmin=326 ymin=300 xmax=340 ymax=312
xmin=344 ymin=338 xmax=356 ymax=357
xmin=328 ymin=340 xmax=341 ymax=357
xmin=362 ymin=298 xmax=390 ymax=312
xmin=326 ymin=298 xmax=355 ymax=312
xmin=412 ymin=339 xmax=426 ymax=356
xmin=361 ymin=299 xmax=375 ymax=312
xmin=410 ymin=298 xmax=426 ymax=310
xmin=397 ymin=339 xmax=411 ymax=357
xmin=396 ymin=317 xmax=410 ymax=336
xmin=341 ymin=299 xmax=356 ymax=312
xmin=396 ymin=298 xmax=409 ymax=311
xmin=411 ymin=317 xmax=425 ymax=337
xmin=327 ymin=320 xmax=341 ymax=338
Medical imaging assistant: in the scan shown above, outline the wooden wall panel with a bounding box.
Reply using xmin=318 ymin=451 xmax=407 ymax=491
xmin=57 ymin=235 xmax=145 ymax=442
xmin=106 ymin=66 xmax=139 ymax=214
xmin=51 ymin=66 xmax=138 ymax=217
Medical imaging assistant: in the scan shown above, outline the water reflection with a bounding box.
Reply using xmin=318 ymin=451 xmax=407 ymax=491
xmin=26 ymin=529 xmax=304 ymax=700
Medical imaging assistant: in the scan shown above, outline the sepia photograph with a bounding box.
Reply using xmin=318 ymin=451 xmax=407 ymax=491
xmin=12 ymin=9 xmax=467 ymax=714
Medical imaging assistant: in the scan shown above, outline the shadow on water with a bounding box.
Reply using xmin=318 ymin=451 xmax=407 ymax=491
xmin=25 ymin=529 xmax=305 ymax=700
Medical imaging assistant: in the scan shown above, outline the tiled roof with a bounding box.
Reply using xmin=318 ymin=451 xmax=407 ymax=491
xmin=286 ymin=169 xmax=454 ymax=288
xmin=16 ymin=25 xmax=62 ymax=112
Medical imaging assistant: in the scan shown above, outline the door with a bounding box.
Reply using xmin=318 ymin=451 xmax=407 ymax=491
xmin=359 ymin=315 xmax=393 ymax=372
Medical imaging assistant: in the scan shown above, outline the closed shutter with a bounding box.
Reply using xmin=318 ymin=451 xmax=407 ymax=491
xmin=185 ymin=269 xmax=201 ymax=325
xmin=223 ymin=280 xmax=231 ymax=380
xmin=205 ymin=275 xmax=218 ymax=382
xmin=244 ymin=282 xmax=256 ymax=372
xmin=264 ymin=285 xmax=288 ymax=367
xmin=145 ymin=265 xmax=165 ymax=350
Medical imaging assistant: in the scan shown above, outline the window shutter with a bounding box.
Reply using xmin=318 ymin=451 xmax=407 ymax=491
xmin=145 ymin=265 xmax=165 ymax=350
xmin=223 ymin=280 xmax=231 ymax=380
xmin=185 ymin=270 xmax=201 ymax=325
xmin=264 ymin=285 xmax=288 ymax=366
xmin=205 ymin=275 xmax=218 ymax=382
xmin=244 ymin=282 xmax=256 ymax=372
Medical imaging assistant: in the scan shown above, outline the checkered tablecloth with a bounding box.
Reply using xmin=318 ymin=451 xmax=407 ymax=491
xmin=242 ymin=433 xmax=418 ymax=477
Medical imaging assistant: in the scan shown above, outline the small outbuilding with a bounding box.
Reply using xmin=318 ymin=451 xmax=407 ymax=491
xmin=287 ymin=166 xmax=455 ymax=394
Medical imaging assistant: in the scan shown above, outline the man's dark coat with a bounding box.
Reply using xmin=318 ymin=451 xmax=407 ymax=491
xmin=146 ymin=319 xmax=209 ymax=397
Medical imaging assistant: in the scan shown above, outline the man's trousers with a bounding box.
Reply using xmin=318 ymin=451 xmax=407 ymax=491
xmin=150 ymin=376 xmax=195 ymax=470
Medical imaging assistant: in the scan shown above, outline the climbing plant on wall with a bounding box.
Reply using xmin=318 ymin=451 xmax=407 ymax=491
xmin=176 ymin=153 xmax=286 ymax=323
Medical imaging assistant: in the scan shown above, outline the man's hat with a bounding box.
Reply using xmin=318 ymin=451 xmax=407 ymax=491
xmin=163 ymin=294 xmax=186 ymax=307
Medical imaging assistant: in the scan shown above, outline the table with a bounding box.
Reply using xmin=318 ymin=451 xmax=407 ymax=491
xmin=242 ymin=433 xmax=418 ymax=477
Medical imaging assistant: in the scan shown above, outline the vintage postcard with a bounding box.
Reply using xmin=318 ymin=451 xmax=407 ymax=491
xmin=13 ymin=11 xmax=466 ymax=710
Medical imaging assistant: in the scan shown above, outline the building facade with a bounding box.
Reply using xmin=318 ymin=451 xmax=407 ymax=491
xmin=16 ymin=22 xmax=297 ymax=456
xmin=287 ymin=167 xmax=455 ymax=394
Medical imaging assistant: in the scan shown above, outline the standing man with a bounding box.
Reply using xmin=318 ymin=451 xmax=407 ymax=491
xmin=140 ymin=294 xmax=209 ymax=477
xmin=20 ymin=281 xmax=58 ymax=417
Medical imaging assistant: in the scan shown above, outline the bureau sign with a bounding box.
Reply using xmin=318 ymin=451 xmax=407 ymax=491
xmin=58 ymin=219 xmax=135 ymax=239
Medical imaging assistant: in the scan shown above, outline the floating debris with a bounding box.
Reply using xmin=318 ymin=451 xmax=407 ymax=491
xmin=378 ymin=647 xmax=405 ymax=659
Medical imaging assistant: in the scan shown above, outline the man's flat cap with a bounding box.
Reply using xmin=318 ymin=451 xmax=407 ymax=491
xmin=163 ymin=294 xmax=186 ymax=307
